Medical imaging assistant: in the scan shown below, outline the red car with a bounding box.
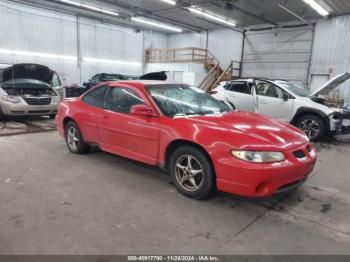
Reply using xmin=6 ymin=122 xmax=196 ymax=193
xmin=56 ymin=81 xmax=317 ymax=199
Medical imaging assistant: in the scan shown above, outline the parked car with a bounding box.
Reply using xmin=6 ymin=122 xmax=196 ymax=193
xmin=0 ymin=63 xmax=61 ymax=120
xmin=83 ymin=73 xmax=138 ymax=90
xmin=210 ymin=73 xmax=350 ymax=141
xmin=56 ymin=81 xmax=316 ymax=199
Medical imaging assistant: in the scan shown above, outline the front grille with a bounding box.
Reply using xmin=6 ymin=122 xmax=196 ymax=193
xmin=293 ymin=149 xmax=306 ymax=159
xmin=23 ymin=97 xmax=52 ymax=105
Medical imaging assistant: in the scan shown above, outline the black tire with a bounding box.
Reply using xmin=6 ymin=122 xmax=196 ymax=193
xmin=0 ymin=106 xmax=6 ymax=122
xmin=296 ymin=114 xmax=326 ymax=141
xmin=64 ymin=121 xmax=90 ymax=154
xmin=169 ymin=146 xmax=215 ymax=200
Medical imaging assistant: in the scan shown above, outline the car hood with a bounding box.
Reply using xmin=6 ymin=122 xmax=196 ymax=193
xmin=175 ymin=111 xmax=309 ymax=151
xmin=1 ymin=63 xmax=54 ymax=84
xmin=309 ymin=72 xmax=350 ymax=97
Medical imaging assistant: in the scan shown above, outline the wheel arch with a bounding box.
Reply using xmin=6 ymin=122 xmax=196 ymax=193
xmin=291 ymin=107 xmax=330 ymax=134
xmin=164 ymin=139 xmax=214 ymax=172
xmin=63 ymin=117 xmax=77 ymax=129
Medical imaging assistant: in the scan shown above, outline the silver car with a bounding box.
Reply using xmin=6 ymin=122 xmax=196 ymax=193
xmin=0 ymin=64 xmax=61 ymax=120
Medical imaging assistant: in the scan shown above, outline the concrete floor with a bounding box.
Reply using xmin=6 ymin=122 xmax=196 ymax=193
xmin=1 ymin=130 xmax=350 ymax=254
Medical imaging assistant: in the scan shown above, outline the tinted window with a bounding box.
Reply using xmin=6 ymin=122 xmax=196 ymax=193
xmin=225 ymin=81 xmax=251 ymax=94
xmin=82 ymin=86 xmax=107 ymax=107
xmin=256 ymin=81 xmax=284 ymax=99
xmin=105 ymin=87 xmax=144 ymax=113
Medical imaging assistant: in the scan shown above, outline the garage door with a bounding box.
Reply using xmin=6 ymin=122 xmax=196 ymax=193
xmin=241 ymin=25 xmax=314 ymax=88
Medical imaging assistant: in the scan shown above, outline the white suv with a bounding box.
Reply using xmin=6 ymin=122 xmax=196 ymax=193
xmin=211 ymin=73 xmax=350 ymax=140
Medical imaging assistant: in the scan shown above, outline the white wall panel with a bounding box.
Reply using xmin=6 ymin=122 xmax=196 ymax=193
xmin=79 ymin=18 xmax=144 ymax=81
xmin=242 ymin=26 xmax=313 ymax=87
xmin=143 ymin=30 xmax=168 ymax=49
xmin=168 ymin=32 xmax=207 ymax=49
xmin=0 ymin=1 xmax=168 ymax=85
xmin=208 ymin=29 xmax=243 ymax=69
xmin=0 ymin=0 xmax=78 ymax=84
xmin=310 ymin=14 xmax=350 ymax=103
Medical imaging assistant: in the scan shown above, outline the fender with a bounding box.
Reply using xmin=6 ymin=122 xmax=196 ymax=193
xmin=291 ymin=107 xmax=331 ymax=134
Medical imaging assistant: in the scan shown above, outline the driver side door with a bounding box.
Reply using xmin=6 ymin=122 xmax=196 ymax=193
xmin=255 ymin=80 xmax=294 ymax=122
xmin=98 ymin=86 xmax=161 ymax=165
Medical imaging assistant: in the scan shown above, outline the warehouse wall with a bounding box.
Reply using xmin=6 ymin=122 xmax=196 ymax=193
xmin=242 ymin=26 xmax=314 ymax=88
xmin=310 ymin=14 xmax=350 ymax=103
xmin=0 ymin=1 xmax=166 ymax=85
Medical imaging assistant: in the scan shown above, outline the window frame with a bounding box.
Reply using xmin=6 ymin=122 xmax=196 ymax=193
xmin=103 ymin=86 xmax=146 ymax=115
xmin=224 ymin=81 xmax=252 ymax=95
xmin=254 ymin=80 xmax=289 ymax=100
xmin=82 ymin=85 xmax=109 ymax=108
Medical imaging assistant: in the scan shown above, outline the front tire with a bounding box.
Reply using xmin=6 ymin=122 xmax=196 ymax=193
xmin=296 ymin=114 xmax=325 ymax=141
xmin=64 ymin=121 xmax=90 ymax=154
xmin=169 ymin=146 xmax=215 ymax=200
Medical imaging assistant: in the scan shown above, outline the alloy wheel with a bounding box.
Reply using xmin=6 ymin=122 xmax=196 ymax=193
xmin=298 ymin=119 xmax=320 ymax=139
xmin=67 ymin=126 xmax=80 ymax=151
xmin=174 ymin=155 xmax=204 ymax=192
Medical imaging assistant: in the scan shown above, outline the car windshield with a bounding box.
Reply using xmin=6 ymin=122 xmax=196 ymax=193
xmin=278 ymin=82 xmax=310 ymax=97
xmin=146 ymin=85 xmax=231 ymax=117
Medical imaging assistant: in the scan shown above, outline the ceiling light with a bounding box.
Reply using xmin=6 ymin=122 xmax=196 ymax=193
xmin=83 ymin=57 xmax=142 ymax=66
xmin=188 ymin=6 xmax=236 ymax=27
xmin=0 ymin=49 xmax=77 ymax=61
xmin=302 ymin=0 xmax=329 ymax=16
xmin=132 ymin=17 xmax=183 ymax=32
xmin=59 ymin=0 xmax=119 ymax=16
xmin=159 ymin=0 xmax=176 ymax=5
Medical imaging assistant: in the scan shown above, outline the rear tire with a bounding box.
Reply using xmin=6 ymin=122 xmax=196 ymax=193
xmin=64 ymin=121 xmax=90 ymax=154
xmin=169 ymin=146 xmax=215 ymax=200
xmin=296 ymin=114 xmax=325 ymax=141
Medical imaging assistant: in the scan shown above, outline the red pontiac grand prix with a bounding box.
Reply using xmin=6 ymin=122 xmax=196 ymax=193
xmin=56 ymin=81 xmax=317 ymax=199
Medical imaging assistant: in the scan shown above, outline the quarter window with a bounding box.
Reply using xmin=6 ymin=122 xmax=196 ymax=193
xmin=82 ymin=86 xmax=108 ymax=107
xmin=105 ymin=87 xmax=144 ymax=114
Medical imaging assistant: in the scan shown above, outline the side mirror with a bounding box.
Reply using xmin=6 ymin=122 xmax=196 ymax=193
xmin=282 ymin=93 xmax=289 ymax=101
xmin=130 ymin=104 xmax=158 ymax=117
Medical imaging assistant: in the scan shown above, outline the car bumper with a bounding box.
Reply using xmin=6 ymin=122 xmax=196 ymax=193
xmin=214 ymin=143 xmax=317 ymax=197
xmin=0 ymin=101 xmax=58 ymax=116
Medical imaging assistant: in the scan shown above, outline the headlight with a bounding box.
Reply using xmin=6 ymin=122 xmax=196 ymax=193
xmin=52 ymin=96 xmax=60 ymax=103
xmin=231 ymin=150 xmax=285 ymax=163
xmin=1 ymin=95 xmax=21 ymax=103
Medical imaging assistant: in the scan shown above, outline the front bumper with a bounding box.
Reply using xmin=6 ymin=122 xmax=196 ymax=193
xmin=214 ymin=143 xmax=317 ymax=197
xmin=0 ymin=100 xmax=59 ymax=116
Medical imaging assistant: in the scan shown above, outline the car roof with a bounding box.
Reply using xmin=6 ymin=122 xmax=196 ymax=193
xmin=108 ymin=80 xmax=182 ymax=89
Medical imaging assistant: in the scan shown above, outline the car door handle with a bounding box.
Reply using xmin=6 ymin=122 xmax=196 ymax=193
xmin=102 ymin=115 xmax=109 ymax=119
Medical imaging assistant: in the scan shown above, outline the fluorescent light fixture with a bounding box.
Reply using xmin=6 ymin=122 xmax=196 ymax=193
xmin=159 ymin=0 xmax=176 ymax=5
xmin=188 ymin=6 xmax=236 ymax=27
xmin=59 ymin=0 xmax=119 ymax=16
xmin=302 ymin=0 xmax=329 ymax=16
xmin=0 ymin=49 xmax=77 ymax=61
xmin=132 ymin=17 xmax=183 ymax=32
xmin=83 ymin=57 xmax=142 ymax=66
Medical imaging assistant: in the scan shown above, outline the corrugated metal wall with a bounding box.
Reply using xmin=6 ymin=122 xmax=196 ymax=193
xmin=310 ymin=14 xmax=350 ymax=103
xmin=0 ymin=1 xmax=166 ymax=85
xmin=0 ymin=0 xmax=79 ymax=84
xmin=168 ymin=32 xmax=207 ymax=49
xmin=242 ymin=26 xmax=314 ymax=87
xmin=208 ymin=29 xmax=243 ymax=69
